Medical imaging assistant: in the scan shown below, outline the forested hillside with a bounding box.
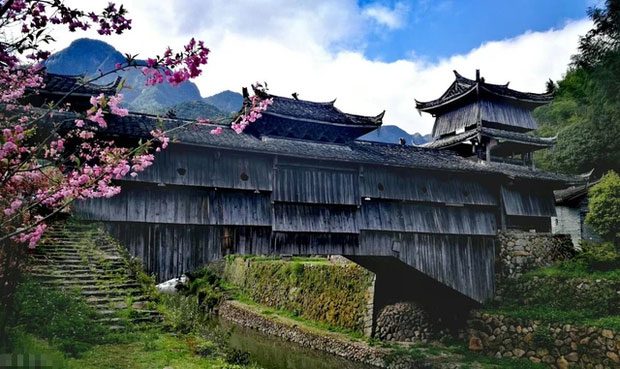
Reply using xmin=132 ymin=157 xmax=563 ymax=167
xmin=534 ymin=0 xmax=620 ymax=176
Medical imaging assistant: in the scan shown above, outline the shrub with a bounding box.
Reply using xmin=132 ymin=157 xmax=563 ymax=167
xmin=224 ymin=348 xmax=251 ymax=365
xmin=586 ymin=171 xmax=620 ymax=244
xmin=531 ymin=327 xmax=554 ymax=349
xmin=575 ymin=241 xmax=620 ymax=271
xmin=12 ymin=280 xmax=110 ymax=357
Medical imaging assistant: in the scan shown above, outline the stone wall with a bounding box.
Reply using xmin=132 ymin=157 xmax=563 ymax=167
xmin=374 ymin=302 xmax=445 ymax=343
xmin=219 ymin=300 xmax=390 ymax=368
xmin=497 ymin=231 xmax=575 ymax=278
xmin=222 ymin=257 xmax=376 ymax=334
xmin=467 ymin=312 xmax=620 ymax=369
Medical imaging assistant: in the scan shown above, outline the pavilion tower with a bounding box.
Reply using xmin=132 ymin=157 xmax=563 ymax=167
xmin=416 ymin=70 xmax=556 ymax=167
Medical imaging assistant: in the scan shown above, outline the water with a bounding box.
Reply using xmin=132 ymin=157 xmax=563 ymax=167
xmin=221 ymin=320 xmax=380 ymax=369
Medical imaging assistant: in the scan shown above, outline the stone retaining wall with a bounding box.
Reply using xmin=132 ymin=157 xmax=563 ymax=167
xmin=219 ymin=300 xmax=392 ymax=367
xmin=375 ymin=302 xmax=446 ymax=343
xmin=497 ymin=231 xmax=575 ymax=278
xmin=467 ymin=312 xmax=620 ymax=369
xmin=222 ymin=257 xmax=375 ymax=334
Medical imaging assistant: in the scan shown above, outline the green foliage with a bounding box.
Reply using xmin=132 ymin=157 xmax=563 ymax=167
xmin=182 ymin=267 xmax=225 ymax=312
xmin=586 ymin=171 xmax=620 ymax=243
xmin=11 ymin=280 xmax=110 ymax=357
xmin=572 ymin=0 xmax=620 ymax=68
xmin=531 ymin=327 xmax=554 ymax=349
xmin=193 ymin=338 xmax=218 ymax=357
xmin=224 ymin=348 xmax=251 ymax=366
xmin=157 ymin=294 xmax=211 ymax=334
xmin=576 ymin=241 xmax=620 ymax=270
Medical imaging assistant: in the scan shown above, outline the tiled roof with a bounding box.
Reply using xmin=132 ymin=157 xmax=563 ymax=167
xmin=40 ymin=72 xmax=121 ymax=96
xmin=93 ymin=113 xmax=580 ymax=185
xmin=242 ymin=94 xmax=383 ymax=143
xmin=416 ymin=70 xmax=553 ymax=112
xmin=423 ymin=127 xmax=556 ymax=149
xmin=262 ymin=95 xmax=382 ymax=126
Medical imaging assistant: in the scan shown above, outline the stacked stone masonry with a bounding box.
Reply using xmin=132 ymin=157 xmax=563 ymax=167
xmin=497 ymin=231 xmax=575 ymax=278
xmin=467 ymin=312 xmax=620 ymax=368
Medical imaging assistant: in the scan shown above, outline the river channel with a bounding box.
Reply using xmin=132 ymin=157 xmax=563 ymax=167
xmin=220 ymin=319 xmax=380 ymax=369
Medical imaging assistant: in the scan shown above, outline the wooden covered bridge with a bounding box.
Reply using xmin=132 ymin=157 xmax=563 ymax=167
xmin=44 ymin=71 xmax=578 ymax=310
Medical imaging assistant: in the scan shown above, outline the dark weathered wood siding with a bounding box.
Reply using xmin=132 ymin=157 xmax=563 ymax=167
xmin=273 ymin=164 xmax=360 ymax=205
xmin=360 ymin=202 xmax=496 ymax=235
xmin=361 ymin=167 xmax=497 ymax=205
xmin=501 ymin=186 xmax=556 ymax=217
xmin=358 ymin=231 xmax=495 ymax=302
xmin=125 ymin=146 xmax=273 ymax=191
xmin=273 ymin=203 xmax=358 ymax=233
xmin=432 ymin=100 xmax=537 ymax=138
xmin=77 ymin=184 xmax=272 ymax=226
xmin=104 ymin=222 xmax=270 ymax=282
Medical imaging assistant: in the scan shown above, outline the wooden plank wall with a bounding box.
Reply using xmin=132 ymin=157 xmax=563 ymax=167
xmin=432 ymin=100 xmax=537 ymax=137
xmin=77 ymin=185 xmax=272 ymax=226
xmin=501 ymin=185 xmax=556 ymax=217
xmin=359 ymin=202 xmax=496 ymax=235
xmin=357 ymin=232 xmax=496 ymax=302
xmin=361 ymin=167 xmax=497 ymax=205
xmin=104 ymin=222 xmax=270 ymax=282
xmin=273 ymin=164 xmax=360 ymax=205
xmin=124 ymin=146 xmax=273 ymax=191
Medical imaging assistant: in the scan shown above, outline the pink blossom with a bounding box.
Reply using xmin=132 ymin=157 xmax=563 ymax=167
xmin=210 ymin=127 xmax=223 ymax=135
xmin=87 ymin=108 xmax=107 ymax=128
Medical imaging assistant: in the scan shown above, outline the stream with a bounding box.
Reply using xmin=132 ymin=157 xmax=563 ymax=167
xmin=220 ymin=319 xmax=380 ymax=369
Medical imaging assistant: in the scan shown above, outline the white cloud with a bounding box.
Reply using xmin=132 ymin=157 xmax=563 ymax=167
xmin=52 ymin=2 xmax=591 ymax=134
xmin=362 ymin=2 xmax=409 ymax=30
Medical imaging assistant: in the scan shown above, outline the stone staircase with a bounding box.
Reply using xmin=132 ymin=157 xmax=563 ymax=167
xmin=28 ymin=221 xmax=160 ymax=330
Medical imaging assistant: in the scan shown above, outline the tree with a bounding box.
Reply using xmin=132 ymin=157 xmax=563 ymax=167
xmin=534 ymin=0 xmax=620 ymax=176
xmin=586 ymin=171 xmax=620 ymax=245
xmin=0 ymin=0 xmax=271 ymax=341
xmin=572 ymin=0 xmax=620 ymax=68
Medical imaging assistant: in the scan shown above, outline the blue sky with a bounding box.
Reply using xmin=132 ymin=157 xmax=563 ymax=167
xmin=58 ymin=0 xmax=594 ymax=134
xmin=358 ymin=0 xmax=591 ymax=61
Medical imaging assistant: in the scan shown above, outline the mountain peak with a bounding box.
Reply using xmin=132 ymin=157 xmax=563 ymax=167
xmin=204 ymin=90 xmax=243 ymax=113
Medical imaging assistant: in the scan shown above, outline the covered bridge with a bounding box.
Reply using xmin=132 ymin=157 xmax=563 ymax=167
xmin=67 ymin=81 xmax=579 ymax=308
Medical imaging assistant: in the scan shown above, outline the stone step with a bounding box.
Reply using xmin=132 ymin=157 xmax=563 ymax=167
xmin=29 ymin=272 xmax=129 ymax=280
xmin=80 ymin=288 xmax=144 ymax=297
xmin=30 ymin=264 xmax=127 ymax=272
xmin=86 ymin=295 xmax=150 ymax=304
xmin=40 ymin=280 xmax=134 ymax=289
xmin=93 ymin=300 xmax=152 ymax=310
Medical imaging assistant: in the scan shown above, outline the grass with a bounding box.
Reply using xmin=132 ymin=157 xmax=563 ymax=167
xmin=379 ymin=340 xmax=547 ymax=369
xmin=525 ymin=261 xmax=620 ymax=280
xmin=9 ymin=328 xmax=256 ymax=369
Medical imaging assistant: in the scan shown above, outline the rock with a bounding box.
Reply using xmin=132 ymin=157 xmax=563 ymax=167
xmin=606 ymin=351 xmax=620 ymax=363
xmin=601 ymin=329 xmax=614 ymax=339
xmin=513 ymin=348 xmax=526 ymax=358
xmin=556 ymin=356 xmax=569 ymax=369
xmin=565 ymin=352 xmax=579 ymax=362
xmin=469 ymin=336 xmax=483 ymax=351
xmin=156 ymin=275 xmax=188 ymax=294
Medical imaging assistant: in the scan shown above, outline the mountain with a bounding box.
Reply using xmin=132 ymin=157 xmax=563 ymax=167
xmin=158 ymin=100 xmax=227 ymax=121
xmin=359 ymin=125 xmax=431 ymax=145
xmin=44 ymin=38 xmax=202 ymax=113
xmin=204 ymin=90 xmax=243 ymax=113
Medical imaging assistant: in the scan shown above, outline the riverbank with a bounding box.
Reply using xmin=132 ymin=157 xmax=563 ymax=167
xmin=218 ymin=298 xmax=548 ymax=369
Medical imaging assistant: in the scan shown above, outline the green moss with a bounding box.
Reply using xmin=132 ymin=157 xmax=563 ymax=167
xmin=222 ymin=257 xmax=374 ymax=333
